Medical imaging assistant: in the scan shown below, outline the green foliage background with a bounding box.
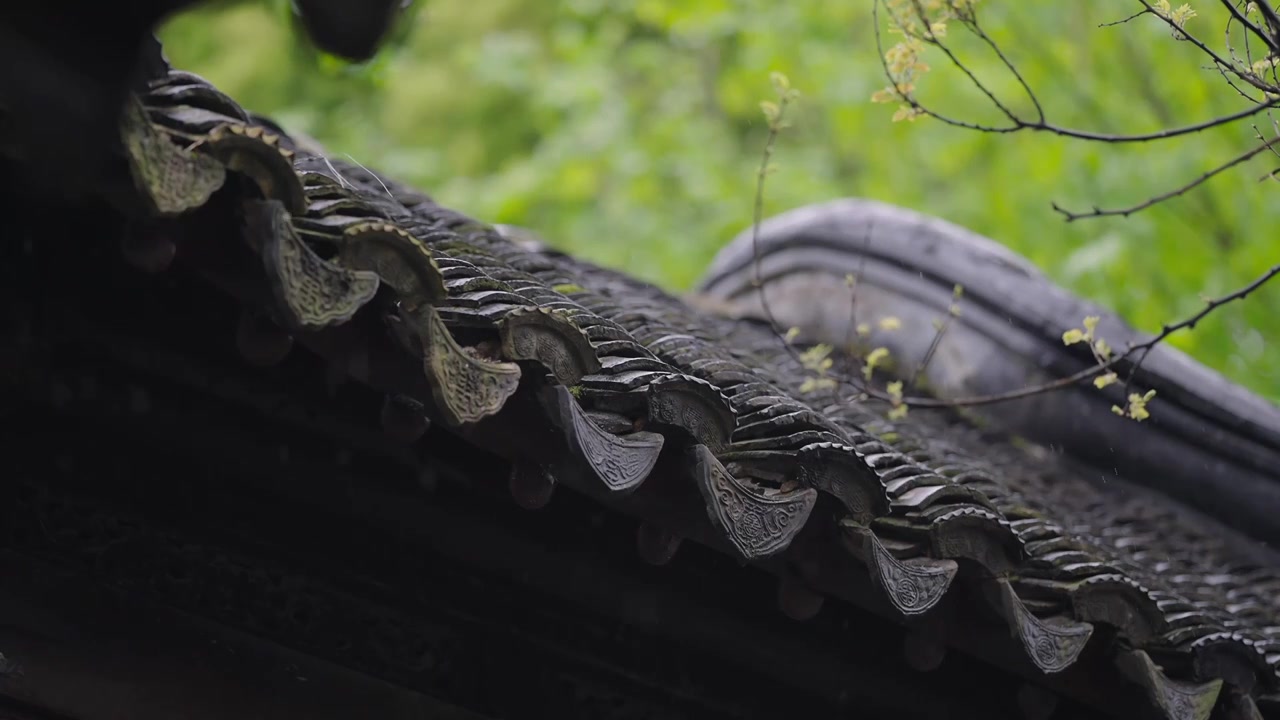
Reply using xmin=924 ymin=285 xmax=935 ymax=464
xmin=160 ymin=0 xmax=1279 ymax=402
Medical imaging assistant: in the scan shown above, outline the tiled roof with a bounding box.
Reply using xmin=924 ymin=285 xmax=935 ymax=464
xmin=9 ymin=64 xmax=1279 ymax=720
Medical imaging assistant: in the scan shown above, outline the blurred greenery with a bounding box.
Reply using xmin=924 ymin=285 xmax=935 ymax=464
xmin=160 ymin=0 xmax=1279 ymax=402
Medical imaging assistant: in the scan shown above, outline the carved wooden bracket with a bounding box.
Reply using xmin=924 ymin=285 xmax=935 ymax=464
xmin=841 ymin=520 xmax=957 ymax=617
xmin=544 ymin=386 xmax=663 ymax=495
xmin=691 ymin=445 xmax=815 ymax=561
xmin=1115 ymin=649 xmax=1223 ymax=720
xmin=421 ymin=306 xmax=522 ymax=426
xmin=250 ymin=200 xmax=381 ymax=330
xmin=995 ymin=578 xmax=1093 ymax=674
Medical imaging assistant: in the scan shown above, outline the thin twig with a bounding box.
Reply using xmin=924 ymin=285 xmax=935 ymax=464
xmin=875 ymin=0 xmax=1280 ymax=142
xmin=1050 ymin=135 xmax=1280 ymax=221
xmin=1135 ymin=0 xmax=1258 ymax=82
xmin=966 ymin=11 xmax=1046 ymax=123
xmin=1220 ymin=0 xmax=1280 ymax=53
xmin=842 ymin=224 xmax=874 ymax=356
xmin=1119 ymin=259 xmax=1280 ymax=399
xmin=858 ymin=0 xmax=1280 ymax=411
xmin=750 ymin=85 xmax=802 ymax=363
xmin=1256 ymin=0 xmax=1280 ymax=41
xmin=1100 ymin=9 xmax=1151 ymax=27
xmin=907 ymin=310 xmax=952 ymax=393
xmin=880 ymin=261 xmax=1280 ymax=409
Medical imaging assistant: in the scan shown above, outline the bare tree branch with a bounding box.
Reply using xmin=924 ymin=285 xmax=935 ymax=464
xmin=859 ymin=262 xmax=1280 ymax=410
xmin=1256 ymin=0 xmax=1280 ymax=41
xmin=1051 ymin=135 xmax=1280 ymax=220
xmin=873 ymin=0 xmax=1280 ymax=145
xmin=1219 ymin=0 xmax=1280 ymax=54
xmin=797 ymin=0 xmax=1280 ymax=416
xmin=906 ymin=302 xmax=956 ymax=394
xmin=1133 ymin=0 xmax=1275 ymax=93
xmin=1100 ymin=9 xmax=1152 ymax=28
xmin=1118 ymin=259 xmax=1280 ymax=401
xmin=750 ymin=76 xmax=804 ymax=365
xmin=965 ymin=9 xmax=1045 ymax=123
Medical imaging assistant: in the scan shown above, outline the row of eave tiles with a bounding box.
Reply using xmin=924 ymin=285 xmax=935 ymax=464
xmin=86 ymin=68 xmax=1280 ymax=720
